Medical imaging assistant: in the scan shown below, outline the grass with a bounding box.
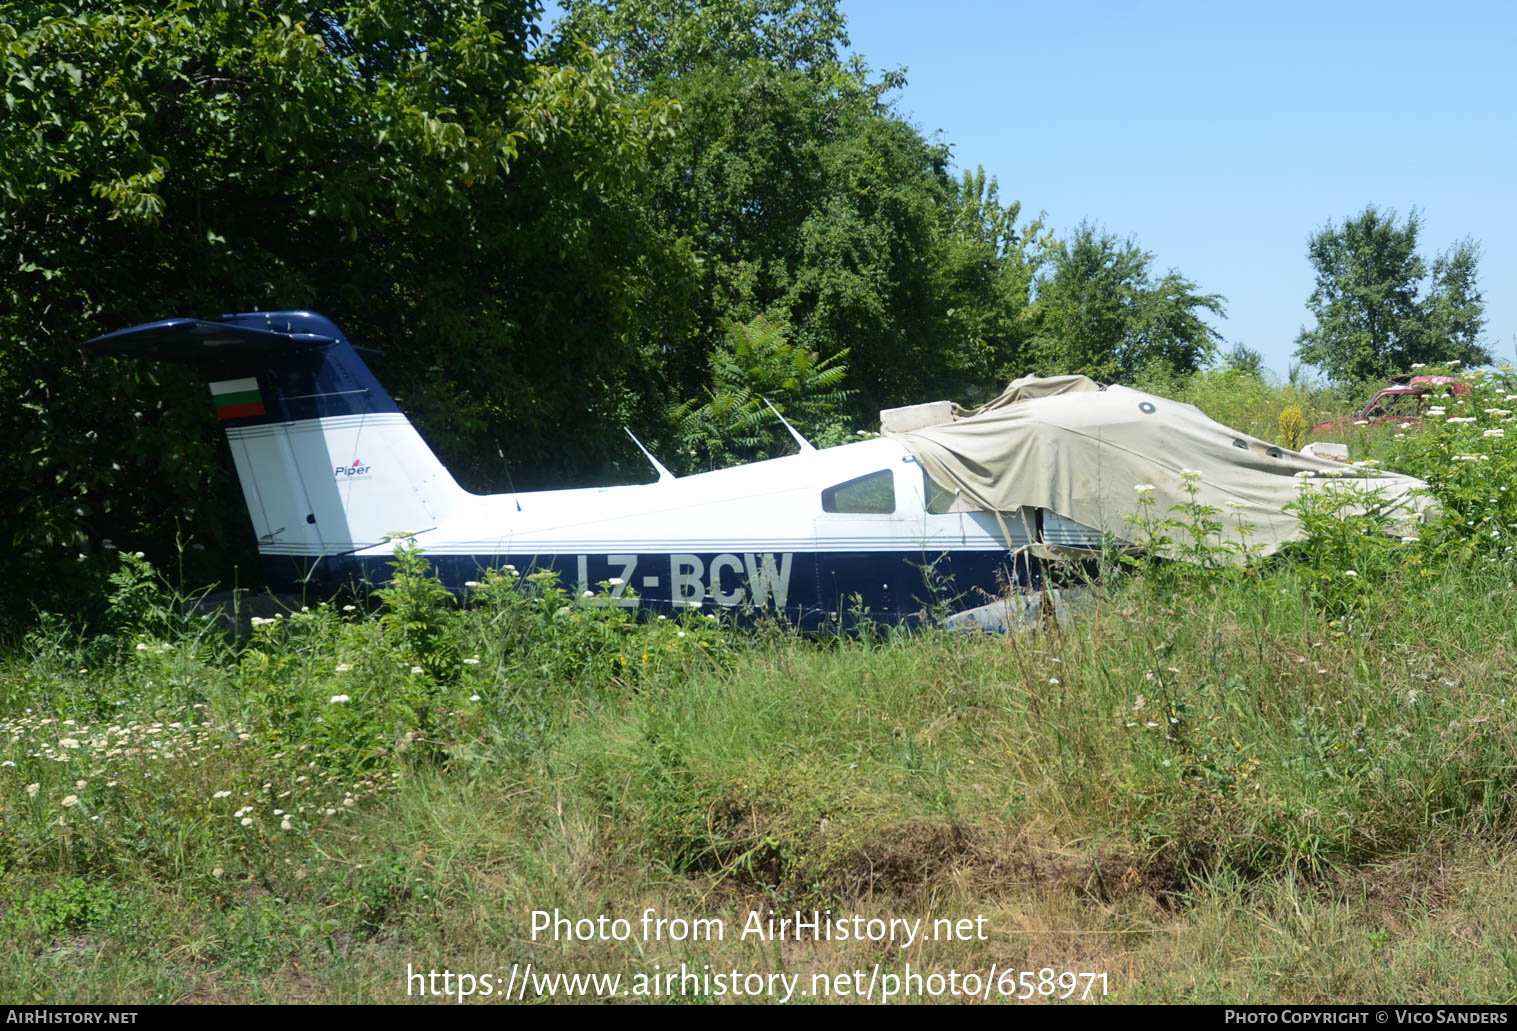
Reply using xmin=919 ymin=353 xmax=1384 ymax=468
xmin=2 ymin=559 xmax=1516 ymax=1004
xmin=2 ymin=365 xmax=1516 ymax=1004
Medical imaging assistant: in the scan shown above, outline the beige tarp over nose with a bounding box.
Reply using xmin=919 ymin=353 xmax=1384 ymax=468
xmin=885 ymin=375 xmax=1432 ymax=562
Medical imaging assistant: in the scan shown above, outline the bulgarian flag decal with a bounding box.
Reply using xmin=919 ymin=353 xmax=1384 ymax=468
xmin=209 ymin=377 xmax=266 ymax=420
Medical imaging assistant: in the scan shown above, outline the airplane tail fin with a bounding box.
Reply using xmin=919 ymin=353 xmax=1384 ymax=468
xmin=80 ymin=311 xmax=467 ymax=585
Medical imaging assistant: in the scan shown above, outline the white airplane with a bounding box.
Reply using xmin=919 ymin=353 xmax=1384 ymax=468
xmin=80 ymin=310 xmax=1101 ymax=626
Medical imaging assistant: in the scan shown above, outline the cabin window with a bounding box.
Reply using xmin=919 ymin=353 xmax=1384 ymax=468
xmin=922 ymin=468 xmax=984 ymax=513
xmin=923 ymin=469 xmax=958 ymax=514
xmin=821 ymin=470 xmax=895 ymax=514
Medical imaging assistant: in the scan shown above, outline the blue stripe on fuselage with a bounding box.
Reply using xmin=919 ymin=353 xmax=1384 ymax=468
xmin=257 ymin=548 xmax=1059 ymax=627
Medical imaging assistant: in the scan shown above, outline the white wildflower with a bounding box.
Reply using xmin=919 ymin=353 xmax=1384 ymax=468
xmin=214 ymin=790 xmax=232 ymax=799
xmin=61 ymin=795 xmax=79 ymax=808
xmin=26 ymin=782 xmax=39 ymax=797
xmin=241 ymin=817 xmax=253 ymax=827
xmin=1344 ymin=570 xmax=1358 ymax=578
xmin=410 ymin=666 xmax=424 ymax=675
xmin=335 ymin=663 xmax=351 ymax=673
xmin=329 ymin=694 xmax=350 ymax=704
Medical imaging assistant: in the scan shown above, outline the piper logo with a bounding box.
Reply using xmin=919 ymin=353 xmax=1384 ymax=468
xmin=336 ymin=459 xmax=372 ymax=478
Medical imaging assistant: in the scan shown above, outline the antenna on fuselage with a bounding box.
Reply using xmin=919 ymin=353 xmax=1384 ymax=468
xmin=496 ymin=441 xmax=522 ymax=511
xmin=762 ymin=397 xmax=816 ymax=454
xmin=623 ymin=428 xmax=676 ymax=483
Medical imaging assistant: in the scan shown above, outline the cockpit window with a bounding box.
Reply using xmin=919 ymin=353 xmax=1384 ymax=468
xmin=821 ymin=470 xmax=895 ymax=514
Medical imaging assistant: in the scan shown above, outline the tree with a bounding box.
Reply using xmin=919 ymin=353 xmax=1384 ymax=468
xmin=557 ymin=0 xmax=1042 ymax=423
xmin=0 ymin=0 xmax=685 ymax=625
xmin=1294 ymin=206 xmax=1489 ymax=383
xmin=925 ymin=168 xmax=1047 ymax=404
xmin=1025 ymin=223 xmax=1224 ymax=382
xmin=669 ymin=314 xmax=852 ymax=470
xmin=1221 ymin=343 xmax=1266 ymax=378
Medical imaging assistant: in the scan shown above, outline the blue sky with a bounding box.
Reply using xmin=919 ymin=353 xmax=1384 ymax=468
xmin=547 ymin=1 xmax=1516 ymax=378
xmin=840 ymin=0 xmax=1516 ymax=377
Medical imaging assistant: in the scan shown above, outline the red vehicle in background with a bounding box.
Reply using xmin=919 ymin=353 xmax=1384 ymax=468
xmin=1310 ymin=375 xmax=1469 ymax=435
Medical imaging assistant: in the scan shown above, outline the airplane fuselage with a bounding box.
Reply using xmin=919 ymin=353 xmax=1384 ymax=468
xmin=255 ymin=432 xmax=1098 ymax=626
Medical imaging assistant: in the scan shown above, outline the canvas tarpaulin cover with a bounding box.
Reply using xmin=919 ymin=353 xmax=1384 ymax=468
xmin=886 ymin=375 xmax=1432 ymax=562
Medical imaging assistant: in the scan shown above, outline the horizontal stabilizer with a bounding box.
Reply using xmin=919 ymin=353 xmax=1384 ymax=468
xmin=80 ymin=315 xmax=338 ymax=362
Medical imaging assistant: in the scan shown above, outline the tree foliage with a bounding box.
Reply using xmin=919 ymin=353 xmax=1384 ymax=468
xmin=557 ymin=0 xmax=1045 ymax=426
xmin=0 ymin=0 xmax=681 ymax=625
xmin=669 ymin=314 xmax=852 ymax=470
xmin=1026 ymin=223 xmax=1224 ymax=381
xmin=1294 ymin=206 xmax=1489 ymax=383
xmin=553 ymin=0 xmax=850 ymax=87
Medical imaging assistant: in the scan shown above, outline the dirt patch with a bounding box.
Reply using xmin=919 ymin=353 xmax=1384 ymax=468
xmin=684 ymin=783 xmax=1202 ymax=911
xmin=834 ymin=821 xmax=1189 ymax=909
xmin=703 ymin=798 xmax=788 ymax=886
xmin=1327 ymin=840 xmax=1503 ymax=934
xmin=1083 ymin=845 xmax=1195 ymax=911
